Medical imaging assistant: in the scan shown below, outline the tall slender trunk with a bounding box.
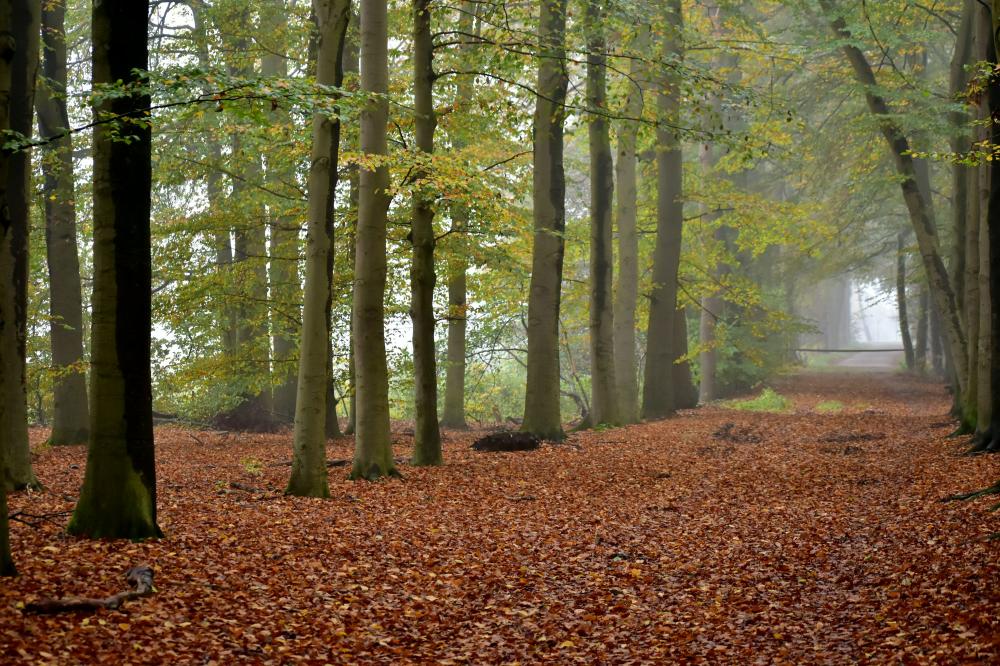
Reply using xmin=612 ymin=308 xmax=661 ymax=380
xmin=263 ymin=0 xmax=299 ymax=424
xmin=823 ymin=1 xmax=967 ymax=394
xmin=0 ymin=0 xmax=19 ymax=575
xmin=343 ymin=10 xmax=359 ymax=436
xmin=36 ymin=0 xmax=88 ymax=445
xmin=522 ymin=0 xmax=568 ymax=440
xmin=978 ymin=83 xmax=992 ymax=433
xmin=69 ymin=0 xmax=160 ymax=539
xmin=673 ymin=307 xmax=697 ymax=409
xmin=642 ymin=0 xmax=685 ymax=420
xmin=897 ymin=231 xmax=915 ymax=370
xmin=409 ymin=0 xmax=443 ymax=465
xmin=441 ymin=2 xmax=476 ymax=430
xmin=287 ymin=0 xmax=350 ymax=497
xmin=585 ymin=0 xmax=619 ymax=427
xmin=2 ymin=0 xmax=38 ymax=488
xmin=612 ymin=28 xmax=646 ymax=424
xmin=916 ymin=287 xmax=929 ymax=372
xmin=351 ymin=0 xmax=398 ymax=479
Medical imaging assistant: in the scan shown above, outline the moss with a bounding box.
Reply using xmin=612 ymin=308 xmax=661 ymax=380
xmin=815 ymin=400 xmax=845 ymax=414
xmin=724 ymin=388 xmax=792 ymax=413
xmin=68 ymin=461 xmax=160 ymax=540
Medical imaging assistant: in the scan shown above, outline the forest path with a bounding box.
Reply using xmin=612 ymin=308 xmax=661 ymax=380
xmin=4 ymin=372 xmax=1000 ymax=663
xmin=832 ymin=348 xmax=904 ymax=370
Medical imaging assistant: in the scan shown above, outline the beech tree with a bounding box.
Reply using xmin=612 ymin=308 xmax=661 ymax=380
xmin=0 ymin=0 xmax=17 ymax=577
xmin=642 ymin=0 xmax=686 ymax=420
xmin=522 ymin=0 xmax=569 ymax=440
xmin=68 ymin=0 xmax=159 ymax=539
xmin=351 ymin=0 xmax=397 ymax=479
xmin=287 ymin=0 xmax=351 ymax=498
xmin=36 ymin=0 xmax=88 ymax=446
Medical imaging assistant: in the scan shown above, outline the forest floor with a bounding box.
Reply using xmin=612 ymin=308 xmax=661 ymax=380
xmin=4 ymin=371 xmax=1000 ymax=664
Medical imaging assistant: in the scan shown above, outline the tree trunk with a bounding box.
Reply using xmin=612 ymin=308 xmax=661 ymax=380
xmin=287 ymin=0 xmax=350 ymax=498
xmin=673 ymin=307 xmax=697 ymax=409
xmin=612 ymin=28 xmax=645 ymax=424
xmin=409 ymin=0 xmax=443 ymax=465
xmin=1 ymin=0 xmax=38 ymax=488
xmin=916 ymin=287 xmax=929 ymax=372
xmin=897 ymin=231 xmax=915 ymax=370
xmin=36 ymin=0 xmax=88 ymax=446
xmin=978 ymin=122 xmax=992 ymax=434
xmin=351 ymin=0 xmax=398 ymax=479
xmin=343 ymin=10 xmax=360 ymax=437
xmin=642 ymin=0 xmax=684 ymax=420
xmin=585 ymin=0 xmax=619 ymax=427
xmin=522 ymin=0 xmax=568 ymax=440
xmin=262 ymin=0 xmax=299 ymax=425
xmin=0 ymin=0 xmax=19 ymax=575
xmin=441 ymin=2 xmax=476 ymax=430
xmin=68 ymin=0 xmax=160 ymax=539
xmin=823 ymin=1 xmax=968 ymax=394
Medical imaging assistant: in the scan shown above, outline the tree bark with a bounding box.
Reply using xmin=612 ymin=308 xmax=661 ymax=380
xmin=262 ymin=0 xmax=299 ymax=425
xmin=409 ymin=0 xmax=443 ymax=465
xmin=351 ymin=0 xmax=398 ymax=479
xmin=0 ymin=0 xmax=18 ymax=575
xmin=916 ymin=287 xmax=929 ymax=372
xmin=823 ymin=1 xmax=968 ymax=394
xmin=673 ymin=307 xmax=697 ymax=409
xmin=642 ymin=0 xmax=684 ymax=420
xmin=612 ymin=28 xmax=646 ymax=424
xmin=2 ymin=0 xmax=38 ymax=488
xmin=287 ymin=0 xmax=351 ymax=498
xmin=441 ymin=2 xmax=476 ymax=430
xmin=522 ymin=0 xmax=569 ymax=440
xmin=343 ymin=10 xmax=360 ymax=436
xmin=36 ymin=0 xmax=88 ymax=446
xmin=897 ymin=231 xmax=915 ymax=370
xmin=585 ymin=0 xmax=619 ymax=427
xmin=68 ymin=0 xmax=160 ymax=539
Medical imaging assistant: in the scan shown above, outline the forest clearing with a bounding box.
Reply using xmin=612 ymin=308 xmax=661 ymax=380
xmin=4 ymin=370 xmax=1000 ymax=663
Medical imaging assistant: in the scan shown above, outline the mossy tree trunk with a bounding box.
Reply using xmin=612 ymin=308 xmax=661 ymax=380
xmin=351 ymin=0 xmax=398 ymax=480
xmin=0 ymin=0 xmax=19 ymax=576
xmin=642 ymin=0 xmax=684 ymax=420
xmin=584 ymin=0 xmax=619 ymax=428
xmin=287 ymin=0 xmax=351 ymax=498
xmin=68 ymin=0 xmax=160 ymax=539
xmin=2 ymin=0 xmax=38 ymax=488
xmin=522 ymin=0 xmax=569 ymax=441
xmin=409 ymin=0 xmax=443 ymax=466
xmin=36 ymin=0 xmax=88 ymax=446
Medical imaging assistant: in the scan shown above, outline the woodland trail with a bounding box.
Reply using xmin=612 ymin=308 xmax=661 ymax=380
xmin=3 ymin=372 xmax=1000 ymax=663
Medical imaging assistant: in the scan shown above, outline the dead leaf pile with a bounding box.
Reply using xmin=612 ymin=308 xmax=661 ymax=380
xmin=2 ymin=371 xmax=999 ymax=663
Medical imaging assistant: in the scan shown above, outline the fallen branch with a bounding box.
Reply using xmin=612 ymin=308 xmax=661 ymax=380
xmin=941 ymin=481 xmax=1000 ymax=503
xmin=8 ymin=510 xmax=72 ymax=528
xmin=24 ymin=566 xmax=155 ymax=614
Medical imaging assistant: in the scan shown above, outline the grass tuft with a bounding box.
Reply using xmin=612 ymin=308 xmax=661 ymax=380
xmin=725 ymin=388 xmax=791 ymax=413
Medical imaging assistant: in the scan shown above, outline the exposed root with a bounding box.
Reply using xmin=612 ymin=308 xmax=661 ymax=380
xmin=941 ymin=481 xmax=1000 ymax=503
xmin=24 ymin=566 xmax=154 ymax=614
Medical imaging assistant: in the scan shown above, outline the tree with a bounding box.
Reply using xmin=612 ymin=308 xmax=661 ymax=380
xmin=351 ymin=0 xmax=398 ymax=479
xmin=821 ymin=0 xmax=968 ymax=396
xmin=0 ymin=0 xmax=18 ymax=576
xmin=409 ymin=0 xmax=443 ymax=465
xmin=585 ymin=0 xmax=619 ymax=428
xmin=642 ymin=0 xmax=685 ymax=420
xmin=2 ymin=0 xmax=38 ymax=487
xmin=612 ymin=26 xmax=646 ymax=424
xmin=68 ymin=0 xmax=160 ymax=539
xmin=36 ymin=0 xmax=89 ymax=446
xmin=522 ymin=0 xmax=569 ymax=440
xmin=441 ymin=1 xmax=477 ymax=431
xmin=287 ymin=0 xmax=351 ymax=498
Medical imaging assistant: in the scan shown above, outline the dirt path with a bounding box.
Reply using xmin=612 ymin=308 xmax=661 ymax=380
xmin=833 ymin=349 xmax=904 ymax=370
xmin=3 ymin=372 xmax=1000 ymax=663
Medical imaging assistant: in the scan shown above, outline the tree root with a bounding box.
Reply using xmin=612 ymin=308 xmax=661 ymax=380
xmin=941 ymin=481 xmax=1000 ymax=503
xmin=24 ymin=566 xmax=154 ymax=614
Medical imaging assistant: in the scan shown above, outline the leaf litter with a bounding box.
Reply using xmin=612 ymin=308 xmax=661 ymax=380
xmin=2 ymin=371 xmax=1000 ymax=663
